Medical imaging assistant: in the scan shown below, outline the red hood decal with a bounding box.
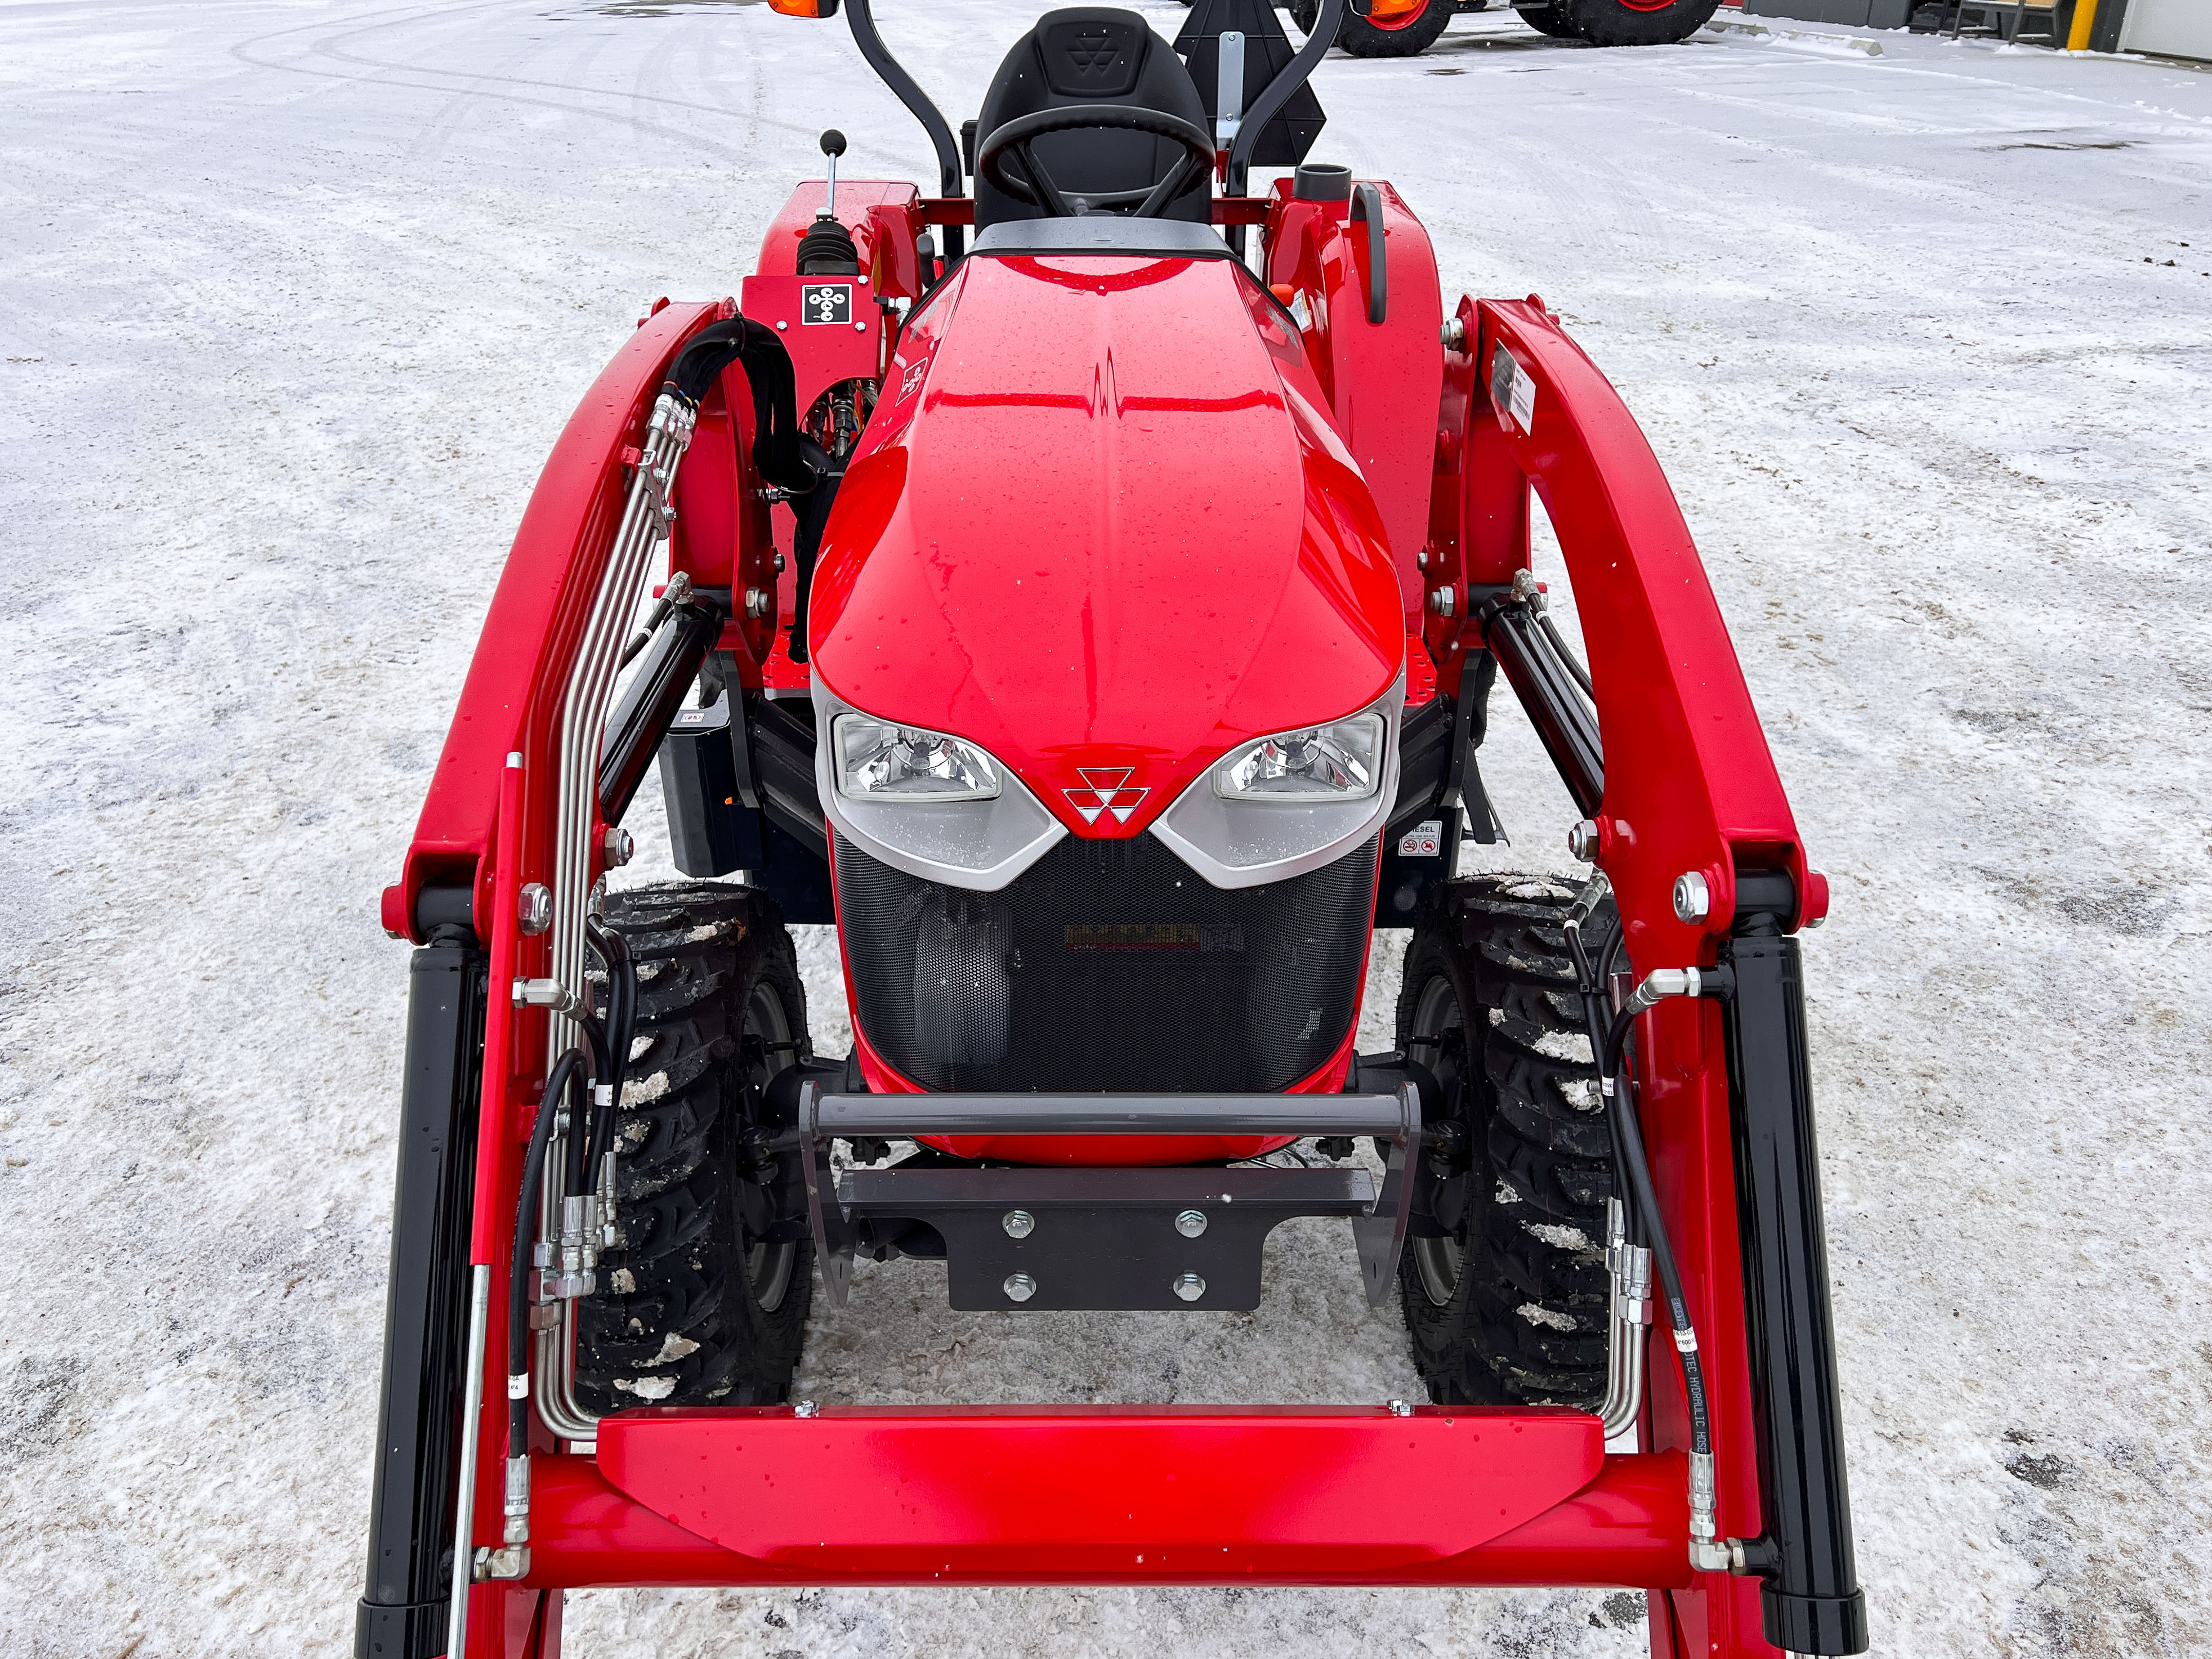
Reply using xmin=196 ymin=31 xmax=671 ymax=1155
xmin=809 ymin=252 xmax=1404 ymax=838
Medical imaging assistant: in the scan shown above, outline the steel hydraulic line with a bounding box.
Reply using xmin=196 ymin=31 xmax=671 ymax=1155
xmin=505 ymin=1049 xmax=585 ymax=1557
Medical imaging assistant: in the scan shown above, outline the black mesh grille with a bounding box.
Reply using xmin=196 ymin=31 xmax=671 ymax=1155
xmin=835 ymin=830 xmax=1378 ymax=1093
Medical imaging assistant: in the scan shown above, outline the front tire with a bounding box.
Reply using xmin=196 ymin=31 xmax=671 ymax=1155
xmin=1394 ymin=874 xmax=1614 ymax=1407
xmin=576 ymin=883 xmax=814 ymax=1412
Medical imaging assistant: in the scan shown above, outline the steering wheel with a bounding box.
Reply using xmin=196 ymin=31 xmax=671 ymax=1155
xmin=977 ymin=104 xmax=1217 ymax=220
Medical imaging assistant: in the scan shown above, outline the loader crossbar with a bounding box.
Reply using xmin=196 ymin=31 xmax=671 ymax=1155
xmin=517 ymin=1408 xmax=1693 ymax=1589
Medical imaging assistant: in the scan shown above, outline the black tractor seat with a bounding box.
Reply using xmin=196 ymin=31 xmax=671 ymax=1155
xmin=972 ymin=7 xmax=1214 ymax=234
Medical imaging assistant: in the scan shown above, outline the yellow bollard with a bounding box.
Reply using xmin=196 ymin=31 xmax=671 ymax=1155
xmin=2066 ymin=0 xmax=2099 ymax=47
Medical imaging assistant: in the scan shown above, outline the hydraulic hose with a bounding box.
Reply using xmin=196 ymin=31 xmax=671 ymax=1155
xmin=665 ymin=318 xmax=816 ymax=495
xmin=1567 ymin=905 xmax=1711 ymax=1461
xmin=510 ymin=1049 xmax=584 ymax=1455
xmin=583 ymin=918 xmax=637 ymax=1186
xmin=1599 ymin=1005 xmax=1713 ymax=1461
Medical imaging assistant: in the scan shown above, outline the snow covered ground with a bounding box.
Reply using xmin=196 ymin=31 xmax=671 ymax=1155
xmin=3 ymin=1 xmax=2209 ymax=1654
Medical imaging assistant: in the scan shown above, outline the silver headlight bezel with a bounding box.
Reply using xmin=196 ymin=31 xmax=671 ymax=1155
xmin=811 ymin=684 xmax=1066 ymax=892
xmin=1149 ymin=677 xmax=1405 ymax=890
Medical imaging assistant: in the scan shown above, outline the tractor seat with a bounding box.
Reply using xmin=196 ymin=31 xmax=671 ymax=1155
xmin=972 ymin=8 xmax=1214 ymax=234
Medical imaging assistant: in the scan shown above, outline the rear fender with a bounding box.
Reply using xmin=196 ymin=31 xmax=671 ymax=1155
xmin=1262 ymin=179 xmax=1444 ymax=634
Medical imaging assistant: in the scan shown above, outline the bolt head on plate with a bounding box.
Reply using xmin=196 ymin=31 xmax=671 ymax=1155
xmin=1388 ymin=1398 xmax=1414 ymax=1417
xmin=1174 ymin=1209 xmax=1208 ymax=1238
xmin=1567 ymin=819 xmax=1600 ymax=862
xmin=1673 ymin=870 xmax=1711 ymax=924
xmin=518 ymin=882 xmax=553 ymax=936
xmin=1002 ymin=1209 xmax=1035 ymax=1240
xmin=1003 ymin=1272 xmax=1037 ymax=1303
xmin=745 ymin=587 xmax=773 ymax=618
xmin=1172 ymin=1272 xmax=1206 ymax=1302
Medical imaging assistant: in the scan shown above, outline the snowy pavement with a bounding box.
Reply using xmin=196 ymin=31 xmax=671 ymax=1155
xmin=3 ymin=1 xmax=2210 ymax=1654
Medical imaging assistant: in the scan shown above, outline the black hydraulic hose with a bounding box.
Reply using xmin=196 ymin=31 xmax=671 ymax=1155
xmin=1601 ymin=1001 xmax=1713 ymax=1460
xmin=665 ymin=319 xmax=816 ymax=495
xmin=1228 ymin=0 xmax=1347 ymax=196
xmin=510 ymin=1049 xmax=584 ymax=1455
xmin=583 ymin=918 xmax=636 ymax=1188
xmin=1538 ymin=610 xmax=1596 ymax=700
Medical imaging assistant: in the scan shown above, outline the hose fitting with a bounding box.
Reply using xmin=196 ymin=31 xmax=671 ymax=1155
xmin=503 ymin=1454 xmax=531 ymax=1545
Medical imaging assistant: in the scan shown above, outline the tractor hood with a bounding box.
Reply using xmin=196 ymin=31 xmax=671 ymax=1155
xmin=807 ymin=243 xmax=1405 ymax=860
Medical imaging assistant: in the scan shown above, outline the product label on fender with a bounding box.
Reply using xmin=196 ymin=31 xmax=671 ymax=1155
xmin=800 ymin=283 xmax=853 ymax=325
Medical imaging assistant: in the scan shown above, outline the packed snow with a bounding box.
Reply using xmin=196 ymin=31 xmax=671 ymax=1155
xmin=2 ymin=2 xmax=2209 ymax=1656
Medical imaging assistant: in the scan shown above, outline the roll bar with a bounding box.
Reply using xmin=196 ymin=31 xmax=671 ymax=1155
xmin=838 ymin=0 xmax=1350 ymax=252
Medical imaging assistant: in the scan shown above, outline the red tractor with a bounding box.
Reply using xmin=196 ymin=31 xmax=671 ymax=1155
xmin=359 ymin=3 xmax=1865 ymax=1656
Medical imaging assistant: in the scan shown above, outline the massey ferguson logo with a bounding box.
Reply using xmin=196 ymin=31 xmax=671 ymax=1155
xmin=1063 ymin=766 xmax=1148 ymax=826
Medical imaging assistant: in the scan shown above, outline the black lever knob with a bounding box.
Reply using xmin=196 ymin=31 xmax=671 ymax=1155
xmin=820 ymin=128 xmax=847 ymax=158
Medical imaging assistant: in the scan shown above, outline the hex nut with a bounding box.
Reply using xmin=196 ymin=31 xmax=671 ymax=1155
xmin=1673 ymin=870 xmax=1712 ymax=924
xmin=602 ymin=826 xmax=635 ymax=868
xmin=1567 ymin=820 xmax=1601 ymax=863
xmin=1003 ymin=1272 xmax=1038 ymax=1303
xmin=1174 ymin=1209 xmax=1208 ymax=1238
xmin=1002 ymin=1209 xmax=1035 ymax=1240
xmin=518 ymin=882 xmax=553 ymax=936
xmin=1172 ymin=1272 xmax=1206 ymax=1302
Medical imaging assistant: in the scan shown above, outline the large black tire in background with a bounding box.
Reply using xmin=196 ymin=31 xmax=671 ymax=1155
xmin=1513 ymin=2 xmax=1591 ymax=37
xmin=575 ymin=883 xmax=813 ymax=1412
xmin=1393 ymin=874 xmax=1615 ymax=1407
xmin=1562 ymin=0 xmax=1721 ymax=43
xmin=1292 ymin=0 xmax=1459 ymax=57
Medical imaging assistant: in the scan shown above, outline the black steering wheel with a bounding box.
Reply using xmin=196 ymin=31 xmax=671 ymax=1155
xmin=977 ymin=104 xmax=1216 ymax=221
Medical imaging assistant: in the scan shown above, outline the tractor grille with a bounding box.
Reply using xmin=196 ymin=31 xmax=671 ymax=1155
xmin=834 ymin=831 xmax=1379 ymax=1093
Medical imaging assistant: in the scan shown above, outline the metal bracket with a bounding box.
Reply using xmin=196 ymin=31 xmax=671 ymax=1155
xmin=1349 ymin=1083 xmax=1422 ymax=1305
xmin=799 ymin=1080 xmax=859 ymax=1306
xmin=801 ymin=1085 xmax=1418 ymax=1311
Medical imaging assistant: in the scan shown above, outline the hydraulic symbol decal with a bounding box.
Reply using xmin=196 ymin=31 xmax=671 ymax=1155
xmin=801 ymin=283 xmax=853 ymax=325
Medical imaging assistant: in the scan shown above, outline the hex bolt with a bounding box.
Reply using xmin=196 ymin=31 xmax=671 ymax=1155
xmin=1174 ymin=1209 xmax=1208 ymax=1238
xmin=1172 ymin=1272 xmax=1206 ymax=1302
xmin=745 ymin=587 xmax=773 ymax=618
xmin=1673 ymin=870 xmax=1712 ymax=924
xmin=793 ymin=1399 xmax=818 ymax=1419
xmin=1003 ymin=1272 xmax=1038 ymax=1303
xmin=517 ymin=883 xmax=553 ymax=936
xmin=602 ymin=826 xmax=634 ymax=868
xmin=1567 ymin=820 xmax=1601 ymax=863
xmin=1002 ymin=1209 xmax=1035 ymax=1240
xmin=1441 ymin=316 xmax=1467 ymax=351
xmin=1388 ymin=1399 xmax=1414 ymax=1417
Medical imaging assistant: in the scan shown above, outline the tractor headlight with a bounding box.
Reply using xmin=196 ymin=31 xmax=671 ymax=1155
xmin=1213 ymin=714 xmax=1384 ymax=802
xmin=814 ymin=689 xmax=1065 ymax=891
xmin=1151 ymin=681 xmax=1403 ymax=891
xmin=834 ymin=717 xmax=1001 ymax=802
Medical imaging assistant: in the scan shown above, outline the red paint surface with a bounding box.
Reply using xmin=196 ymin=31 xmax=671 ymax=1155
xmin=809 ymin=249 xmax=1405 ymax=845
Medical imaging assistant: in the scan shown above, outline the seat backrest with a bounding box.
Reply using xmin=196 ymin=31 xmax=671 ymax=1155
xmin=972 ymin=8 xmax=1213 ymax=233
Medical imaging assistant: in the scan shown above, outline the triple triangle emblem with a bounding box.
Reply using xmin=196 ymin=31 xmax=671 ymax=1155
xmin=1063 ymin=766 xmax=1148 ymax=826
